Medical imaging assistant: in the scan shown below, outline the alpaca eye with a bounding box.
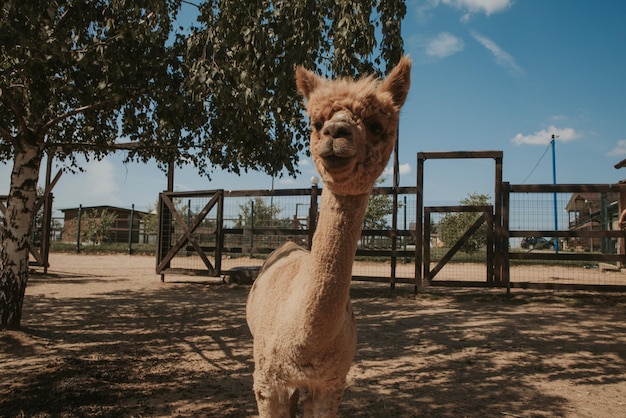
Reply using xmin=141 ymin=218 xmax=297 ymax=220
xmin=313 ymin=121 xmax=323 ymax=131
xmin=368 ymin=121 xmax=384 ymax=135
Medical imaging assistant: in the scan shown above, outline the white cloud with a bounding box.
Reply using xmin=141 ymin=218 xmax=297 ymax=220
xmin=607 ymin=140 xmax=626 ymax=157
xmin=383 ymin=163 xmax=412 ymax=178
xmin=470 ymin=30 xmax=525 ymax=76
xmin=451 ymin=0 xmax=513 ymax=20
xmin=54 ymin=158 xmax=122 ymax=208
xmin=298 ymin=159 xmax=311 ymax=167
xmin=419 ymin=0 xmax=513 ymax=22
xmin=550 ymin=114 xmax=568 ymax=122
xmin=425 ymin=32 xmax=465 ymax=58
xmin=511 ymin=126 xmax=580 ymax=146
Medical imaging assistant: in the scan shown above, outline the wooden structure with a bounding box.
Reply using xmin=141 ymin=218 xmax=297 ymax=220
xmin=60 ymin=205 xmax=149 ymax=244
xmin=11 ymin=147 xmax=624 ymax=292
xmin=155 ymin=185 xmax=418 ymax=283
xmin=415 ymin=151 xmax=504 ymax=291
xmin=415 ymin=150 xmax=626 ymax=293
xmin=563 ymin=191 xmax=619 ymax=251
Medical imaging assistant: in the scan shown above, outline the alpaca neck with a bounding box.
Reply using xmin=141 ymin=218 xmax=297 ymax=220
xmin=303 ymin=188 xmax=369 ymax=338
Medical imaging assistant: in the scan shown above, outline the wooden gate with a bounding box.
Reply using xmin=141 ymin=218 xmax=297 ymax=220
xmin=422 ymin=204 xmax=495 ymax=287
xmin=156 ymin=190 xmax=224 ymax=280
xmin=415 ymin=151 xmax=504 ymax=292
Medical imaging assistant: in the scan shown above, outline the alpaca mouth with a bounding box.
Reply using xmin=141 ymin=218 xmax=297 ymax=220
xmin=322 ymin=155 xmax=353 ymax=171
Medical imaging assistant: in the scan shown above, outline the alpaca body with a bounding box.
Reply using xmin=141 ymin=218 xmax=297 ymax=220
xmin=246 ymin=57 xmax=411 ymax=417
xmin=247 ymin=192 xmax=366 ymax=416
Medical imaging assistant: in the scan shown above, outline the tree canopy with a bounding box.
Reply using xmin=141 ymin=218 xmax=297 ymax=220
xmin=0 ymin=0 xmax=406 ymax=329
xmin=438 ymin=193 xmax=492 ymax=254
xmin=185 ymin=0 xmax=406 ymax=177
xmin=0 ymin=0 xmax=194 ymax=167
xmin=1 ymin=0 xmax=406 ymax=175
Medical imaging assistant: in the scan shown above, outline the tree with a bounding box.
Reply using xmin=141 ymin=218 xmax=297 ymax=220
xmin=438 ymin=193 xmax=491 ymax=254
xmin=236 ymin=197 xmax=289 ymax=229
xmin=0 ymin=0 xmax=190 ymax=329
xmin=363 ymin=178 xmax=396 ymax=248
xmin=186 ymin=0 xmax=406 ymax=177
xmin=364 ymin=178 xmax=395 ymax=231
xmin=81 ymin=208 xmax=117 ymax=245
xmin=0 ymin=0 xmax=405 ymax=329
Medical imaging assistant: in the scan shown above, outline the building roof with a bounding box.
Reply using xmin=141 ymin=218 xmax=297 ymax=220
xmin=564 ymin=192 xmax=618 ymax=212
xmin=59 ymin=205 xmax=149 ymax=215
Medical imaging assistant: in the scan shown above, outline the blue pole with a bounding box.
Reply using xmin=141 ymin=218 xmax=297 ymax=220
xmin=551 ymin=135 xmax=559 ymax=253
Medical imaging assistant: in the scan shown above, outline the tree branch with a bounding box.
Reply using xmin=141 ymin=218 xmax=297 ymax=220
xmin=51 ymin=5 xmax=72 ymax=38
xmin=0 ymin=91 xmax=28 ymax=146
xmin=38 ymin=98 xmax=122 ymax=138
xmin=46 ymin=141 xmax=143 ymax=152
xmin=181 ymin=0 xmax=201 ymax=9
xmin=38 ymin=84 xmax=151 ymax=138
xmin=45 ymin=140 xmax=185 ymax=153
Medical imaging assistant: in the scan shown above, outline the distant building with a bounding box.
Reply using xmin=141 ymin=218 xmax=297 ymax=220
xmin=60 ymin=205 xmax=153 ymax=244
xmin=564 ymin=192 xmax=619 ymax=251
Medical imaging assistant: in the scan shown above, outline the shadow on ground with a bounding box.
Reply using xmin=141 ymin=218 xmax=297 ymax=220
xmin=1 ymin=273 xmax=626 ymax=417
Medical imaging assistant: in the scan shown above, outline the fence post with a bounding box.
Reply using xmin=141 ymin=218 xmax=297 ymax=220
xmin=502 ymin=182 xmax=511 ymax=297
xmin=249 ymin=200 xmax=255 ymax=256
xmin=157 ymin=193 xmax=172 ymax=281
xmin=76 ymin=204 xmax=82 ymax=254
xmin=308 ymin=177 xmax=319 ymax=249
xmin=42 ymin=193 xmax=53 ymax=273
xmin=390 ymin=186 xmax=398 ymax=290
xmin=403 ymin=196 xmax=408 ymax=263
xmin=127 ymin=204 xmax=135 ymax=255
xmin=415 ymin=154 xmax=424 ymax=294
xmin=215 ymin=191 xmax=224 ymax=275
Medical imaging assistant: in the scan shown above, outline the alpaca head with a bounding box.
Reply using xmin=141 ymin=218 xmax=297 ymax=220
xmin=296 ymin=57 xmax=411 ymax=195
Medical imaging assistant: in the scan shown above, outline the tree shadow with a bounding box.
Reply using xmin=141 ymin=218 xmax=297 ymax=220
xmin=1 ymin=280 xmax=258 ymax=417
xmin=2 ymin=275 xmax=626 ymax=417
xmin=344 ymin=286 xmax=626 ymax=417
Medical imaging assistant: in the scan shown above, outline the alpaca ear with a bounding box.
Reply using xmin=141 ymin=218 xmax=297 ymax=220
xmin=380 ymin=56 xmax=412 ymax=107
xmin=295 ymin=66 xmax=320 ymax=100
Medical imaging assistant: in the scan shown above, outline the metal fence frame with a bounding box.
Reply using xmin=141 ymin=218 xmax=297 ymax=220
xmin=9 ymin=150 xmax=622 ymax=293
xmin=155 ymin=186 xmax=418 ymax=285
xmin=155 ymin=172 xmax=626 ymax=292
xmin=415 ymin=151 xmax=626 ymax=293
xmin=502 ymin=182 xmax=626 ymax=292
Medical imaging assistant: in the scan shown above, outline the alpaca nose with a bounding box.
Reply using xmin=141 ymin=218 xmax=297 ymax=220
xmin=323 ymin=121 xmax=353 ymax=140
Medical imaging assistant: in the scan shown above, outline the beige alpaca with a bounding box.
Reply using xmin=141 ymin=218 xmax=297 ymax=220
xmin=246 ymin=57 xmax=411 ymax=417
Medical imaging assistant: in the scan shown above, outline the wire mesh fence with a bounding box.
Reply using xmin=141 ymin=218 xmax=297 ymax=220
xmin=507 ymin=187 xmax=626 ymax=288
xmin=157 ymin=187 xmax=419 ymax=284
xmin=28 ymin=179 xmax=626 ymax=292
xmin=5 ymin=144 xmax=622 ymax=292
xmin=423 ymin=203 xmax=492 ymax=285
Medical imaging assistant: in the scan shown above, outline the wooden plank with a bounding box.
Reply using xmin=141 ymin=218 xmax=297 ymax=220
xmin=418 ymin=151 xmax=503 ymax=160
xmin=509 ymin=184 xmax=626 ymax=193
xmin=510 ymin=230 xmax=625 ymax=238
xmin=426 ymin=205 xmax=492 ymax=213
xmin=509 ymin=252 xmax=625 ymax=262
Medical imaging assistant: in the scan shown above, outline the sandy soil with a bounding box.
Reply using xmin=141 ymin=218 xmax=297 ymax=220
xmin=1 ymin=253 xmax=626 ymax=417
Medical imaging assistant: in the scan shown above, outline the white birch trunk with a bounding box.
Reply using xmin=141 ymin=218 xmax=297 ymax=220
xmin=0 ymin=142 xmax=42 ymax=330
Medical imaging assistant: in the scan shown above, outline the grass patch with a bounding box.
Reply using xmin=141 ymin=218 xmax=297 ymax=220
xmin=50 ymin=242 xmax=156 ymax=255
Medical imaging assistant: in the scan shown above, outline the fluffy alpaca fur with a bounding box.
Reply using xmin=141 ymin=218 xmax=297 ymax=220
xmin=246 ymin=57 xmax=411 ymax=417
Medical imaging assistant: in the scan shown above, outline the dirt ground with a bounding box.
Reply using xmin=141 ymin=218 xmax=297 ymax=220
xmin=2 ymin=253 xmax=626 ymax=417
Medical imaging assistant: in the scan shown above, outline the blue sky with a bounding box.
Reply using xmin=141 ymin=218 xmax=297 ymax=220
xmin=2 ymin=0 xmax=626 ymax=214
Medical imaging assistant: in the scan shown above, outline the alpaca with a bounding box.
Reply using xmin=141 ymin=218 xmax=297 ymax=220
xmin=246 ymin=57 xmax=411 ymax=417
